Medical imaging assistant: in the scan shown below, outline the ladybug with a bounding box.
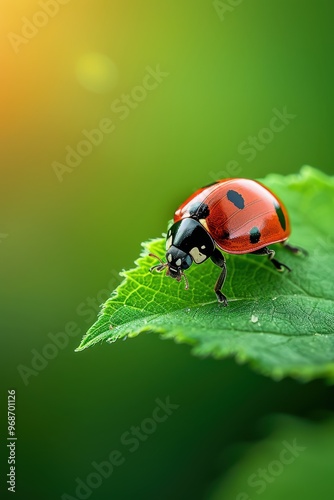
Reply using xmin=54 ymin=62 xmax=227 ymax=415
xmin=150 ymin=178 xmax=306 ymax=305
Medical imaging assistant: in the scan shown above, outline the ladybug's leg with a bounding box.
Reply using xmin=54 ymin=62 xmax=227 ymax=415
xmin=252 ymin=247 xmax=291 ymax=273
xmin=210 ymin=248 xmax=228 ymax=305
xmin=281 ymin=241 xmax=308 ymax=256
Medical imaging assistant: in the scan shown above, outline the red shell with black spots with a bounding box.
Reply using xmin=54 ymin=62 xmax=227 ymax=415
xmin=174 ymin=179 xmax=291 ymax=254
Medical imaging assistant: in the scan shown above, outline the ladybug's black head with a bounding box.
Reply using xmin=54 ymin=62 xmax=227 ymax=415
xmin=149 ymin=218 xmax=215 ymax=290
xmin=149 ymin=246 xmax=192 ymax=289
xmin=165 ymin=246 xmax=192 ymax=282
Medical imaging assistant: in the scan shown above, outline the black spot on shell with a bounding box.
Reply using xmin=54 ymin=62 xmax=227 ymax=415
xmin=189 ymin=202 xmax=210 ymax=220
xmin=221 ymin=230 xmax=230 ymax=240
xmin=227 ymin=190 xmax=245 ymax=209
xmin=274 ymin=202 xmax=286 ymax=231
xmin=250 ymin=227 xmax=261 ymax=244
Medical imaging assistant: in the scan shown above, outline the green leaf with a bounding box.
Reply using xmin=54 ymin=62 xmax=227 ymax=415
xmin=76 ymin=167 xmax=334 ymax=382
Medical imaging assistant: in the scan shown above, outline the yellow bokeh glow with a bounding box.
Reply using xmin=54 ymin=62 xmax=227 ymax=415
xmin=75 ymin=52 xmax=119 ymax=93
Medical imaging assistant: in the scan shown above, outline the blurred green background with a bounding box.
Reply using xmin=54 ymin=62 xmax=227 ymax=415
xmin=1 ymin=1 xmax=334 ymax=499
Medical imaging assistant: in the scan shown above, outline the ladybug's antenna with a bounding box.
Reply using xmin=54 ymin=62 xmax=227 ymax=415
xmin=149 ymin=253 xmax=167 ymax=273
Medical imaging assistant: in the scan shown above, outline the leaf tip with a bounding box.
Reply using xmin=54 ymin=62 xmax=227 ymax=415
xmin=74 ymin=341 xmax=88 ymax=352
